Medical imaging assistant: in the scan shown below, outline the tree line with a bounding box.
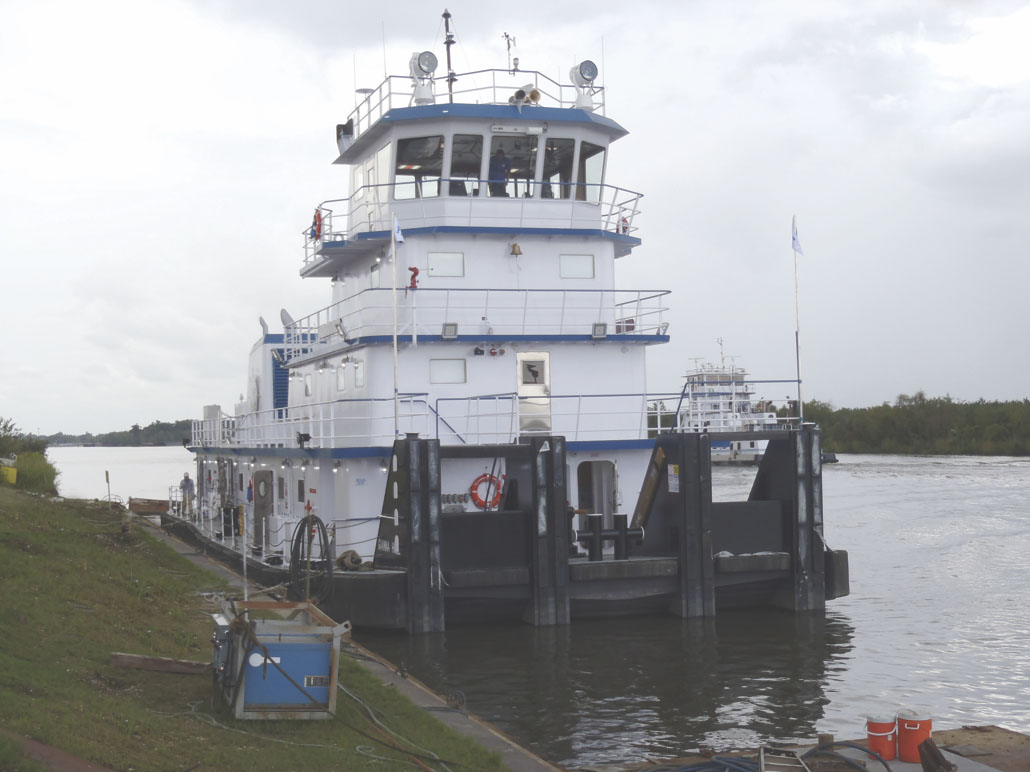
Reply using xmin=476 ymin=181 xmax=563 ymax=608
xmin=803 ymin=392 xmax=1030 ymax=455
xmin=47 ymin=419 xmax=193 ymax=447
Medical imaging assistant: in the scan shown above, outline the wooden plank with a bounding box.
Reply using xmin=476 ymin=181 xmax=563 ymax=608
xmin=109 ymin=652 xmax=209 ymax=674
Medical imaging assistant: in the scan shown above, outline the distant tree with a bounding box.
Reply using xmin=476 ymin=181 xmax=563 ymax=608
xmin=806 ymin=394 xmax=1030 ymax=456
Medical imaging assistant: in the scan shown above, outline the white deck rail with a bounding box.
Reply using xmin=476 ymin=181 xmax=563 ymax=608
xmin=345 ymin=68 xmax=606 ymax=143
xmin=303 ymin=181 xmax=643 ymax=267
xmin=282 ymin=287 xmax=669 ymax=362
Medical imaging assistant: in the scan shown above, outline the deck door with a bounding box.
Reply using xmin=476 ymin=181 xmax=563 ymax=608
xmin=253 ymin=470 xmax=274 ymax=551
xmin=517 ymin=351 xmax=551 ymax=434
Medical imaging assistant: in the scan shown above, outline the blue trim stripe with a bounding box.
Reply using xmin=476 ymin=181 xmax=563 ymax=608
xmin=323 ymin=225 xmax=640 ymax=246
xmin=192 ymin=440 xmax=656 ymax=456
xmin=381 ymin=103 xmax=627 ymax=135
xmin=191 ymin=447 xmax=392 ymax=459
xmin=352 ymin=334 xmax=670 ymax=345
xmin=340 ymin=103 xmax=628 ymax=162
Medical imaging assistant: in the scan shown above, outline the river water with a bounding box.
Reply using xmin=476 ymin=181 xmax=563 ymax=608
xmin=48 ymin=449 xmax=1030 ymax=768
xmin=48 ymin=445 xmax=193 ymax=501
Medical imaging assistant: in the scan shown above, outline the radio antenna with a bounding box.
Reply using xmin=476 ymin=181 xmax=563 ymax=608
xmin=503 ymin=31 xmax=517 ymax=73
xmin=443 ymin=9 xmax=456 ymax=103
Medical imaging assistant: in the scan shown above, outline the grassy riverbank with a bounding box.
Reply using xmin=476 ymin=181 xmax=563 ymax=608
xmin=0 ymin=487 xmax=505 ymax=771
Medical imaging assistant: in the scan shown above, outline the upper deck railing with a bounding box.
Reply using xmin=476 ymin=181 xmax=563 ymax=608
xmin=190 ymin=392 xmax=794 ymax=451
xmin=280 ymin=287 xmax=670 ymax=362
xmin=347 ymin=68 xmax=605 ymax=142
xmin=302 ymin=179 xmax=643 ymax=267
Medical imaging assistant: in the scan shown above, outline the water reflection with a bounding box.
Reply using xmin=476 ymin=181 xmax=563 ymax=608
xmin=357 ymin=610 xmax=854 ymax=766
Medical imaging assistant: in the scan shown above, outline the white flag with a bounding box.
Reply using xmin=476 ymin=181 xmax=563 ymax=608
xmin=791 ymin=215 xmax=803 ymax=255
xmin=393 ymin=215 xmax=405 ymax=244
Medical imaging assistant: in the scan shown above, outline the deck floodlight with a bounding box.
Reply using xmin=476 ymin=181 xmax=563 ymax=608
xmin=571 ymin=60 xmax=598 ymax=87
xmin=591 ymin=322 xmax=608 ymax=340
xmin=441 ymin=322 xmax=458 ymax=340
xmin=334 ymin=320 xmax=346 ymax=339
xmin=297 ymin=432 xmax=312 ymax=448
xmin=570 ymin=60 xmax=598 ymax=111
xmin=410 ymin=51 xmax=438 ymax=105
xmin=417 ymin=51 xmax=438 ymax=76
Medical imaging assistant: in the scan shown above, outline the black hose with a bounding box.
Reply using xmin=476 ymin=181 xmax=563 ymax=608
xmin=802 ymin=741 xmax=893 ymax=772
xmin=288 ymin=514 xmax=335 ymax=603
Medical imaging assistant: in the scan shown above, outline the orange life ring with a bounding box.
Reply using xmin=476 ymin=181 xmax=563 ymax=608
xmin=312 ymin=208 xmax=323 ymax=240
xmin=469 ymin=473 xmax=504 ymax=510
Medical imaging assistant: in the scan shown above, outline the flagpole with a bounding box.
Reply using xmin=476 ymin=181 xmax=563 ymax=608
xmin=792 ymin=215 xmax=804 ymax=423
xmin=392 ymin=217 xmax=400 ymax=437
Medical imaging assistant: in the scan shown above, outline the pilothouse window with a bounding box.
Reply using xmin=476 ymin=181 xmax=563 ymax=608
xmin=578 ymin=141 xmax=606 ymax=203
xmin=449 ymin=134 xmax=482 ymax=196
xmin=542 ymin=138 xmax=574 ymax=199
xmin=489 ymin=136 xmax=539 ymax=198
xmin=394 ymin=135 xmax=443 ymax=200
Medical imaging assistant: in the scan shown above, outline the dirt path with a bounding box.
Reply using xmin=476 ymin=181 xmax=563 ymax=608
xmin=3 ymin=730 xmax=119 ymax=772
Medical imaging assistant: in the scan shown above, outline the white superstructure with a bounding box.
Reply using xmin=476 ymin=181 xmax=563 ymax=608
xmin=185 ymin=45 xmax=684 ymax=565
xmin=674 ymin=350 xmax=783 ymax=464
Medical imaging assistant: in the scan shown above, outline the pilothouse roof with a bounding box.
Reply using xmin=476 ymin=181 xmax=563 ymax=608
xmin=335 ymin=62 xmax=625 ymax=165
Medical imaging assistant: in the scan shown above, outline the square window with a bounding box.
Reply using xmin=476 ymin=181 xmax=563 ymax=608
xmin=427 ymin=252 xmax=465 ymax=277
xmin=559 ymin=254 xmax=594 ymax=278
xmin=429 ymin=359 xmax=466 ymax=383
xmin=521 ymin=360 xmax=546 ymax=385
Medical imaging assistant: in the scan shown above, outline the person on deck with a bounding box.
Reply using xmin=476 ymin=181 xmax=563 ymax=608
xmin=180 ymin=472 xmax=195 ymax=515
xmin=488 ymin=148 xmax=510 ymax=197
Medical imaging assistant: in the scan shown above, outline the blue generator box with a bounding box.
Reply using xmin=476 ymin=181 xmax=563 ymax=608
xmin=212 ymin=600 xmax=351 ymax=720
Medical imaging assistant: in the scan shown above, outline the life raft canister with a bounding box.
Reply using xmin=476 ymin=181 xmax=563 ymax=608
xmin=469 ymin=473 xmax=505 ymax=510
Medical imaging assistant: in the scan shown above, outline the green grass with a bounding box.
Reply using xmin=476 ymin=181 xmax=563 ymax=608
xmin=0 ymin=735 xmax=50 ymax=772
xmin=0 ymin=487 xmax=506 ymax=771
xmin=4 ymin=451 xmax=59 ymax=495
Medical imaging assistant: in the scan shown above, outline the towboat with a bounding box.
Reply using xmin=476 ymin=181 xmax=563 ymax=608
xmin=175 ymin=16 xmax=848 ymax=631
xmin=674 ymin=347 xmax=784 ymax=465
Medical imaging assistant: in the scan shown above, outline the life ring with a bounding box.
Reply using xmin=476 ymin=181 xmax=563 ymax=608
xmin=469 ymin=473 xmax=505 ymax=510
xmin=312 ymin=208 xmax=323 ymax=240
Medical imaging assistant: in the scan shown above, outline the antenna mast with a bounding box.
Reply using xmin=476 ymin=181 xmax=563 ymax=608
xmin=442 ymin=9 xmax=456 ymax=103
xmin=503 ymin=32 xmax=517 ymax=73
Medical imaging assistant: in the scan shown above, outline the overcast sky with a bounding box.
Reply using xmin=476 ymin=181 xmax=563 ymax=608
xmin=3 ymin=0 xmax=1029 ymax=435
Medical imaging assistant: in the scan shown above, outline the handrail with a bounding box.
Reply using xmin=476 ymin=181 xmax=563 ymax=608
xmin=280 ymin=287 xmax=670 ymax=362
xmin=345 ymin=68 xmax=606 ymax=142
xmin=302 ymin=179 xmax=642 ymax=265
xmin=192 ymin=390 xmax=801 ymax=450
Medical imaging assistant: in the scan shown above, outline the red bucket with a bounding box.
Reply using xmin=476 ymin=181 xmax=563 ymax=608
xmin=865 ymin=714 xmax=897 ymax=760
xmin=897 ymin=709 xmax=932 ymax=762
